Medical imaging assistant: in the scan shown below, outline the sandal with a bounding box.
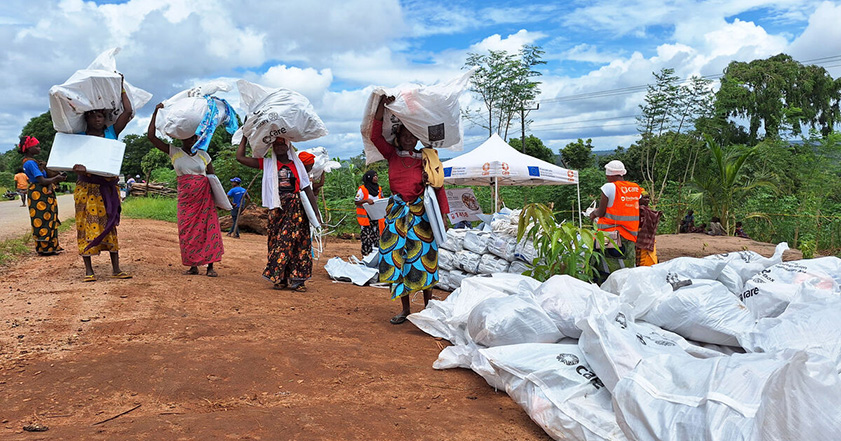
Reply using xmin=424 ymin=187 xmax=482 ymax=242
xmin=82 ymin=274 xmax=97 ymax=283
xmin=289 ymin=282 xmax=308 ymax=292
xmin=111 ymin=271 xmax=133 ymax=279
xmin=183 ymin=268 xmax=199 ymax=275
xmin=389 ymin=314 xmax=408 ymax=325
xmin=206 ymin=269 xmax=218 ymax=277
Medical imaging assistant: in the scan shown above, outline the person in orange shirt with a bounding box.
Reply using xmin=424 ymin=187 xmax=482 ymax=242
xmin=354 ymin=170 xmax=385 ymax=256
xmin=588 ymin=160 xmax=641 ymax=281
xmin=14 ymin=168 xmax=29 ymax=206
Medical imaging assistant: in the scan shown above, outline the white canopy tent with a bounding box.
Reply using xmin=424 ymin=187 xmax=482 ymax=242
xmin=442 ymin=133 xmax=582 ymax=225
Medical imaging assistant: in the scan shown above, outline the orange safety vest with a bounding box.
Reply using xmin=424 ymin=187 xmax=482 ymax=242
xmin=356 ymin=186 xmax=385 ymax=232
xmin=596 ymin=181 xmax=641 ymax=242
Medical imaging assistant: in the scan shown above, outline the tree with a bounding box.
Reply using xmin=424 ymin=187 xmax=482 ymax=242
xmin=121 ymin=134 xmax=153 ymax=179
xmin=464 ymin=45 xmax=544 ymax=140
xmin=140 ymin=148 xmax=170 ymax=182
xmin=715 ymin=53 xmax=841 ymax=142
xmin=509 ymin=135 xmax=554 ymax=163
xmin=690 ymin=135 xmax=776 ymax=233
xmin=560 ymin=138 xmax=594 ymax=170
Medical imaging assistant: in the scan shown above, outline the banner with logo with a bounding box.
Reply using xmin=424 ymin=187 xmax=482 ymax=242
xmin=445 ymin=188 xmax=483 ymax=223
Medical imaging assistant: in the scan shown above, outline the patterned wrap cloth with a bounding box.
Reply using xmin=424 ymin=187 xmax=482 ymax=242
xmin=176 ymin=174 xmax=224 ymax=266
xmin=23 ymin=159 xmax=62 ymax=254
xmin=263 ymin=192 xmax=312 ymax=284
xmin=75 ymin=174 xmax=120 ymax=255
xmin=378 ymin=194 xmax=439 ymax=299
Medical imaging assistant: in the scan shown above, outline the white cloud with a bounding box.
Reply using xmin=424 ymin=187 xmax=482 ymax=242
xmin=470 ymin=29 xmax=545 ymax=54
xmin=259 ymin=65 xmax=333 ymax=102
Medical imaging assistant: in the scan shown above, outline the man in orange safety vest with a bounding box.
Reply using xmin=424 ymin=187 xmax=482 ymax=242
xmin=588 ymin=160 xmax=641 ymax=280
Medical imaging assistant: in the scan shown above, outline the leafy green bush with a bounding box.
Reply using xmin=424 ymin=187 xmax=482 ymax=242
xmin=516 ymin=203 xmax=612 ymax=282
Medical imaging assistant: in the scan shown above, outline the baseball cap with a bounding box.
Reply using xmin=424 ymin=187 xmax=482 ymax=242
xmin=230 ymin=177 xmax=242 ymax=183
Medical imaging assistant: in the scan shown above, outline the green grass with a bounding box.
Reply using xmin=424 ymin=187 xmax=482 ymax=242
xmin=122 ymin=197 xmax=178 ymax=223
xmin=0 ymin=219 xmax=75 ymax=266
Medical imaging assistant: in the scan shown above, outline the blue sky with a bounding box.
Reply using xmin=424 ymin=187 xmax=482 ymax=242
xmin=2 ymin=0 xmax=840 ymax=159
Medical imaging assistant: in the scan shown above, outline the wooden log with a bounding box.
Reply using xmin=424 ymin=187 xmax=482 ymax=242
xmin=218 ymin=206 xmax=269 ymax=235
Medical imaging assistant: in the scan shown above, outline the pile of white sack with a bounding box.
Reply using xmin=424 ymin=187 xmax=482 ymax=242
xmin=436 ymin=209 xmax=536 ymax=291
xmin=409 ymin=243 xmax=841 ymax=441
xmin=49 ymin=48 xmax=152 ymax=134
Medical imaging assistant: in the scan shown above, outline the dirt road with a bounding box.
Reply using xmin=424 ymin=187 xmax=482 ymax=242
xmin=0 ymin=218 xmax=800 ymax=440
xmin=0 ymin=219 xmax=551 ymax=440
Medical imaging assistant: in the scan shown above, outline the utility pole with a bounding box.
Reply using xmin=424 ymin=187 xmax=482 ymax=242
xmin=520 ymin=100 xmax=539 ymax=152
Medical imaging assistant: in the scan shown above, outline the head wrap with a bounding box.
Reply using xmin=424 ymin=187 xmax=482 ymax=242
xmin=20 ymin=136 xmax=39 ymax=153
xmin=298 ymin=152 xmax=315 ymax=166
xmin=361 ymin=169 xmax=379 ymax=196
xmin=605 ymin=160 xmax=626 ymax=176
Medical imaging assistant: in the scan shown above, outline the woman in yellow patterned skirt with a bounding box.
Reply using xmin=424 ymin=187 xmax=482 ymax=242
xmin=72 ymin=82 xmax=134 ymax=282
xmin=20 ymin=136 xmax=66 ymax=255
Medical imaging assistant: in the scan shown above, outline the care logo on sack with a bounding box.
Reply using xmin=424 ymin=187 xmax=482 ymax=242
xmin=575 ymin=365 xmax=606 ymax=390
xmin=614 ymin=312 xmax=628 ymax=329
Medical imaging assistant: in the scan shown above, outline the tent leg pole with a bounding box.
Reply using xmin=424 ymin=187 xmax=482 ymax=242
xmin=494 ymin=178 xmax=499 ymax=213
xmin=577 ymin=182 xmax=582 ymax=228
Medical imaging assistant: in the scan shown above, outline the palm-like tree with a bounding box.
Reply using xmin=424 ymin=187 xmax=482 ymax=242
xmin=690 ymin=134 xmax=776 ymax=234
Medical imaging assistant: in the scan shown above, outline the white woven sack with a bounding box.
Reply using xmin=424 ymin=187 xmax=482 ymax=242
xmin=640 ymin=279 xmax=755 ymax=346
xmin=508 ymin=260 xmax=530 ymax=275
xmin=49 ymin=47 xmax=152 ymax=133
xmin=438 ymin=248 xmax=456 ymax=271
xmin=704 ymin=243 xmax=789 ymax=293
xmin=534 ymin=275 xmax=618 ymax=339
xmin=234 ymin=80 xmax=327 ymax=158
xmin=487 ymin=233 xmax=517 ymax=261
xmin=481 ymin=343 xmax=629 ymax=441
xmin=477 ymin=254 xmax=510 ymax=275
xmin=463 ymin=231 xmax=492 ymax=254
xmin=467 ymin=295 xmax=563 ymax=347
xmin=456 ymin=250 xmax=482 ymax=274
xmin=440 ymin=229 xmax=466 ymax=252
xmin=740 ymin=257 xmax=841 ymax=319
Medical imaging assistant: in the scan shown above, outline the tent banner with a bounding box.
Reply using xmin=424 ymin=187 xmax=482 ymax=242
xmin=528 ymin=166 xmax=578 ymax=183
xmin=445 ymin=188 xmax=483 ymax=223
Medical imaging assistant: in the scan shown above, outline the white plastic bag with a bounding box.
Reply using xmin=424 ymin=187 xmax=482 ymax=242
xmin=477 ymin=254 xmax=510 ymax=275
xmin=463 ymin=231 xmax=493 ymax=254
xmin=207 ymin=174 xmax=233 ymax=210
xmin=640 ymin=279 xmax=755 ymax=346
xmin=577 ymin=306 xmax=723 ymax=393
xmin=440 ymin=228 xmax=466 ymax=252
xmin=234 ymin=80 xmax=328 ymax=158
xmin=704 ymin=243 xmax=789 ymax=293
xmin=534 ymin=275 xmax=619 ymax=339
xmin=323 ymin=257 xmax=378 ymax=286
xmin=467 ymin=296 xmax=563 ymax=347
xmin=456 ymin=250 xmax=482 ymax=274
xmin=481 ymin=343 xmax=629 ymax=441
xmin=438 ymin=248 xmax=456 ymax=271
xmin=155 ymin=81 xmax=232 ymax=140
xmin=301 ymin=146 xmax=341 ymax=181
xmin=49 ymin=47 xmax=152 ymax=133
xmin=740 ymin=257 xmax=841 ymax=319
xmin=360 ymin=70 xmax=474 ymax=164
xmin=613 ymin=350 xmax=841 ymax=441
xmin=487 ymin=233 xmax=517 ymax=261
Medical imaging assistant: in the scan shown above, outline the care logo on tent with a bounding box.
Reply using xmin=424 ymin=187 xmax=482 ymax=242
xmin=556 ymin=353 xmax=579 ymax=366
xmin=501 ymin=162 xmax=510 ymax=175
xmin=481 ymin=162 xmax=490 ymax=176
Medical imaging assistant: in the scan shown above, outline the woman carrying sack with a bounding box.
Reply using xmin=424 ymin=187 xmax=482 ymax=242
xmin=354 ymin=170 xmax=385 ymax=256
xmin=20 ymin=136 xmax=67 ymax=255
xmin=371 ymin=95 xmax=449 ymax=325
xmin=148 ymin=102 xmax=224 ymax=277
xmin=235 ymin=136 xmax=322 ymax=292
xmin=73 ymin=79 xmax=133 ymax=282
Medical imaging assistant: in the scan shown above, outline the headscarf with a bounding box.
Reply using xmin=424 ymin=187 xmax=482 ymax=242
xmin=298 ymin=152 xmax=316 ymax=166
xmin=361 ymin=170 xmax=379 ymax=196
xmin=20 ymin=136 xmax=39 ymax=153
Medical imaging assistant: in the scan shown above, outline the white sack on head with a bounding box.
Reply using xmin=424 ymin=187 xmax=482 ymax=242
xmin=467 ymin=296 xmax=563 ymax=347
xmin=360 ymin=69 xmax=474 ymax=164
xmin=481 ymin=343 xmax=629 ymax=441
xmin=234 ymin=80 xmax=327 ymax=158
xmin=534 ymin=275 xmax=619 ymax=339
xmin=704 ymin=242 xmax=789 ymax=293
xmin=49 ymin=47 xmax=152 ymax=133
xmin=640 ymin=279 xmax=756 ymax=346
xmin=740 ymin=257 xmax=841 ymax=320
xmin=613 ymin=350 xmax=841 ymax=441
xmin=155 ymin=81 xmax=233 ymax=140
xmin=576 ymin=306 xmax=723 ymax=393
xmin=301 ymin=146 xmax=341 ymax=181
